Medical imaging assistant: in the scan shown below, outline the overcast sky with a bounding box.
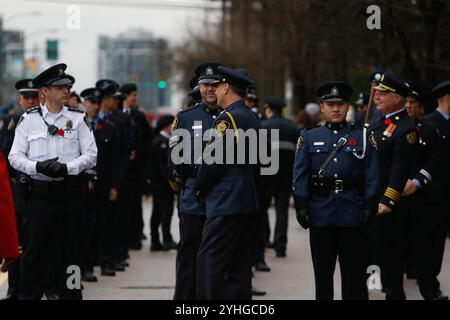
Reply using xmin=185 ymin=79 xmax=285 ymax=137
xmin=1 ymin=0 xmax=220 ymax=106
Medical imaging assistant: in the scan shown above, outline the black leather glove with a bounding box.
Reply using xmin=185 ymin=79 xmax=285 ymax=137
xmin=16 ymin=172 xmax=31 ymax=203
xmin=1 ymin=258 xmax=17 ymax=273
xmin=36 ymin=158 xmax=68 ymax=178
xmin=360 ymin=209 xmax=372 ymax=226
xmin=194 ymin=190 xmax=205 ymax=205
xmin=296 ymin=208 xmax=309 ymax=230
xmin=294 ymin=196 xmax=309 ymax=229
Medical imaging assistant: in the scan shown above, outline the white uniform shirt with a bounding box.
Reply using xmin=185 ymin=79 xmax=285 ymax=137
xmin=8 ymin=105 xmax=97 ymax=181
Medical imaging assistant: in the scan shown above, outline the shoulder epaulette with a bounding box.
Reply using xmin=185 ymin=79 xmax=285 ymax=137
xmin=302 ymin=124 xmax=321 ymax=133
xmin=349 ymin=122 xmax=365 ymax=131
xmin=26 ymin=106 xmax=40 ymax=114
xmin=178 ymin=104 xmax=200 ymax=116
xmin=67 ymin=107 xmax=84 ymax=113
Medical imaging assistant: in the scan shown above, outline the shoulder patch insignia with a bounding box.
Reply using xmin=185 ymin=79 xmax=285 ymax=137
xmin=7 ymin=118 xmax=15 ymax=131
xmin=368 ymin=133 xmax=378 ymax=150
xmin=215 ymin=120 xmax=231 ymax=138
xmin=406 ymin=130 xmax=418 ymax=145
xmin=171 ymin=117 xmax=178 ymax=133
xmin=296 ymin=136 xmax=303 ymax=151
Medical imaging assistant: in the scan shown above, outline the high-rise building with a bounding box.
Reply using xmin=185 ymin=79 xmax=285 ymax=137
xmin=98 ymin=29 xmax=171 ymax=111
xmin=0 ymin=18 xmax=25 ymax=105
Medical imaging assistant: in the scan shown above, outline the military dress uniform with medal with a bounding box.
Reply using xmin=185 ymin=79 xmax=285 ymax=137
xmin=293 ymin=81 xmax=380 ymax=300
xmin=367 ymin=73 xmax=419 ymax=300
xmin=398 ymin=81 xmax=449 ymax=300
xmin=8 ymin=64 xmax=97 ymax=300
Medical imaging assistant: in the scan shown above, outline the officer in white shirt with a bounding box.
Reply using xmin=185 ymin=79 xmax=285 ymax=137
xmin=8 ymin=63 xmax=97 ymax=300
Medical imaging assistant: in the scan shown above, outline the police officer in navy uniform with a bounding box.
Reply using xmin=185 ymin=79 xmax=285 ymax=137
xmin=419 ymin=81 xmax=450 ymax=299
xmin=399 ymin=81 xmax=448 ymax=300
xmin=96 ymin=79 xmax=133 ymax=266
xmin=8 ymin=64 xmax=97 ymax=300
xmin=82 ymin=87 xmax=122 ymax=279
xmin=2 ymin=79 xmax=39 ymax=300
xmin=170 ymin=63 xmax=222 ymax=300
xmin=120 ymin=83 xmax=151 ymax=250
xmin=261 ymin=97 xmax=300 ymax=258
xmin=194 ymin=66 xmax=261 ymax=300
xmin=2 ymin=80 xmax=39 ymax=155
xmin=368 ymin=73 xmax=419 ymax=300
xmin=235 ymin=70 xmax=268 ymax=295
xmin=147 ymin=115 xmax=176 ymax=251
xmin=293 ymin=81 xmax=380 ymax=300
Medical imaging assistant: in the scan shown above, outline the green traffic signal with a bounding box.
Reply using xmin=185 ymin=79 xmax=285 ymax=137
xmin=47 ymin=40 xmax=58 ymax=61
xmin=158 ymin=80 xmax=167 ymax=89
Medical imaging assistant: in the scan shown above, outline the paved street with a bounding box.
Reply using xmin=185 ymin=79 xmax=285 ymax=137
xmin=1 ymin=197 xmax=449 ymax=300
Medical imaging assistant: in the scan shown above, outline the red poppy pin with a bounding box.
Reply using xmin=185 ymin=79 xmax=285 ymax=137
xmin=348 ymin=139 xmax=357 ymax=147
xmin=384 ymin=119 xmax=392 ymax=125
xmin=57 ymin=129 xmax=65 ymax=137
xmin=97 ymin=123 xmax=103 ymax=130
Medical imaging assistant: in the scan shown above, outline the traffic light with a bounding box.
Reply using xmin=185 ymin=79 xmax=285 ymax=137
xmin=46 ymin=40 xmax=58 ymax=61
xmin=158 ymin=80 xmax=167 ymax=89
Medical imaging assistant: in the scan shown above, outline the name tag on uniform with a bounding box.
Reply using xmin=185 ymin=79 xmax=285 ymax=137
xmin=313 ymin=142 xmax=325 ymax=146
xmin=192 ymin=125 xmax=203 ymax=130
xmin=31 ymin=130 xmax=46 ymax=135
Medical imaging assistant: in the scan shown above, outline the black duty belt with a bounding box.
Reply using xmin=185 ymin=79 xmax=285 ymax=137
xmin=30 ymin=177 xmax=82 ymax=194
xmin=312 ymin=176 xmax=361 ymax=196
